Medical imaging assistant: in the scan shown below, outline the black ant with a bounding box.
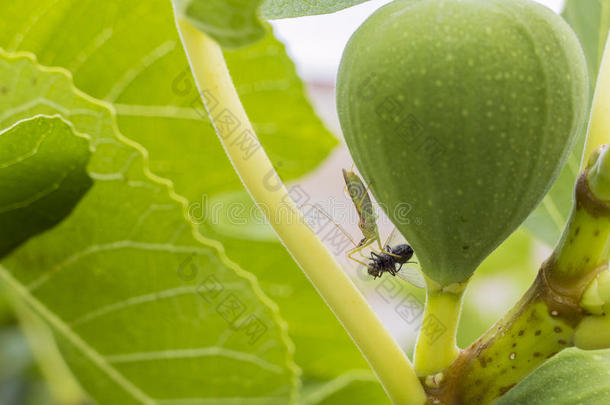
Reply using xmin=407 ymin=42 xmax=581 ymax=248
xmin=368 ymin=244 xmax=415 ymax=279
xmin=300 ymin=169 xmax=424 ymax=286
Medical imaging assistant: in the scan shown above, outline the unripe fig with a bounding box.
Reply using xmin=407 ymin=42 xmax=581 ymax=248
xmin=337 ymin=0 xmax=589 ymax=286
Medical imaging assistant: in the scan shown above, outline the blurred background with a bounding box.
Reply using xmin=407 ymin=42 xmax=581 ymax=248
xmin=0 ymin=1 xmax=567 ymax=404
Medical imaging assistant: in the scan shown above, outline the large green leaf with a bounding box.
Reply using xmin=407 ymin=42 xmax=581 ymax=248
xmin=524 ymin=0 xmax=610 ymax=246
xmin=564 ymin=0 xmax=610 ymax=91
xmin=0 ymin=0 xmax=373 ymax=401
xmin=496 ymin=348 xmax=610 ymax=404
xmin=300 ymin=371 xmax=389 ymax=405
xmin=260 ymin=0 xmax=374 ymax=19
xmin=0 ymin=117 xmax=92 ymax=259
xmin=0 ymin=297 xmax=10 ymax=326
xmin=0 ymin=50 xmax=297 ymax=404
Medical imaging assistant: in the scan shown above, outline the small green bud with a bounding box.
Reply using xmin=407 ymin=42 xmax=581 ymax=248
xmin=575 ymin=314 xmax=610 ymax=350
xmin=580 ymin=269 xmax=610 ymax=315
xmin=587 ymin=144 xmax=610 ymax=202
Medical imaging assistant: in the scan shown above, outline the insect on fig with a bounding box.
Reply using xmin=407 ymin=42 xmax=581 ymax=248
xmin=301 ymin=169 xmax=425 ymax=285
xmin=337 ymin=0 xmax=589 ymax=286
xmin=341 ymin=169 xmax=424 ymax=285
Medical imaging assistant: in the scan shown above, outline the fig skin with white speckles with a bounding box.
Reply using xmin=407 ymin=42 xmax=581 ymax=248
xmin=337 ymin=0 xmax=589 ymax=286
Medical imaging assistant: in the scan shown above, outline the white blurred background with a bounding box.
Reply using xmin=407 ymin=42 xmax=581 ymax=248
xmin=273 ymin=0 xmax=565 ymax=84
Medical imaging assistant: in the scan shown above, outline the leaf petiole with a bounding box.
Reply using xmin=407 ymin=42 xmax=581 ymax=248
xmin=414 ymin=278 xmax=466 ymax=379
xmin=177 ymin=19 xmax=427 ymax=405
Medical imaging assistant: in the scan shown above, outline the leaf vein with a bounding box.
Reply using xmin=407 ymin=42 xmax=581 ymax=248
xmin=0 ymin=266 xmax=156 ymax=405
xmin=104 ymin=40 xmax=177 ymax=102
xmin=105 ymin=347 xmax=285 ymax=374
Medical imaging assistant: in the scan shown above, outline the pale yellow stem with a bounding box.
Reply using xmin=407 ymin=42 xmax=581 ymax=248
xmin=177 ymin=20 xmax=426 ymax=405
xmin=414 ymin=279 xmax=466 ymax=377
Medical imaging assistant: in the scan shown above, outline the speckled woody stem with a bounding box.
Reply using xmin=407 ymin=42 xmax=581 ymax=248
xmin=426 ymin=273 xmax=580 ymax=404
xmin=425 ymin=167 xmax=610 ymax=405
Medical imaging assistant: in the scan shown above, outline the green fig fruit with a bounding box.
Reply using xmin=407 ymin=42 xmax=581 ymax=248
xmin=337 ymin=0 xmax=589 ymax=286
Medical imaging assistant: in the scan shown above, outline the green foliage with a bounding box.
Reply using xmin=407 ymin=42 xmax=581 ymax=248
xmin=174 ymin=0 xmax=267 ymax=48
xmin=564 ymin=0 xmax=610 ymax=91
xmin=223 ymin=34 xmax=338 ymax=182
xmin=0 ymin=117 xmax=92 ymax=259
xmin=0 ymin=49 xmax=297 ymax=403
xmin=1 ymin=0 xmax=607 ymax=403
xmin=300 ymin=372 xmax=390 ymax=405
xmin=0 ymin=326 xmax=54 ymax=405
xmin=260 ymin=0 xmax=374 ymax=19
xmin=496 ymin=348 xmax=610 ymax=404
xmin=458 ymin=229 xmax=536 ymax=347
xmin=9 ymin=293 xmax=88 ymax=405
xmin=337 ymin=0 xmax=589 ymax=285
xmin=524 ymin=0 xmax=610 ymax=246
xmin=174 ymin=0 xmax=378 ymax=48
xmin=0 ymin=290 xmax=11 ymax=326
xmin=0 ymin=0 xmax=382 ymax=402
